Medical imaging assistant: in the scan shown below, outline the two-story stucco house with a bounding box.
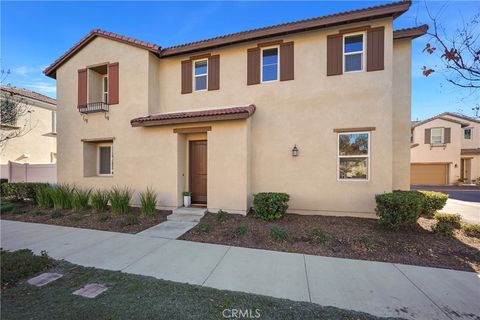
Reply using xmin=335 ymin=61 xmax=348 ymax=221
xmin=411 ymin=112 xmax=480 ymax=185
xmin=44 ymin=1 xmax=426 ymax=217
xmin=0 ymin=86 xmax=57 ymax=165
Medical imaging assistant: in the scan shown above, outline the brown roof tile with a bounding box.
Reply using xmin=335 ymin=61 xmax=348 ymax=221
xmin=131 ymin=105 xmax=256 ymax=127
xmin=0 ymin=85 xmax=56 ymax=106
xmin=393 ymin=24 xmax=428 ymax=40
xmin=412 ymin=114 xmax=470 ymax=128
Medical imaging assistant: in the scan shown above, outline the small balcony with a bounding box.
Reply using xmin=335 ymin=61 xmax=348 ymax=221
xmin=78 ymin=102 xmax=109 ymax=114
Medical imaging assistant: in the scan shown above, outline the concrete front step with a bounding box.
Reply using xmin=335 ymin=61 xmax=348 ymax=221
xmin=167 ymin=207 xmax=206 ymax=223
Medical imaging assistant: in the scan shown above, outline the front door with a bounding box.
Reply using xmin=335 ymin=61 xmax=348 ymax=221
xmin=189 ymin=140 xmax=207 ymax=204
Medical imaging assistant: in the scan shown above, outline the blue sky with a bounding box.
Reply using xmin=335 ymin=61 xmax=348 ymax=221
xmin=1 ymin=1 xmax=478 ymax=120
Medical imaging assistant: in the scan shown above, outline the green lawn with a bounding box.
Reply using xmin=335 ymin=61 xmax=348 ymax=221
xmin=1 ymin=250 xmax=403 ymax=320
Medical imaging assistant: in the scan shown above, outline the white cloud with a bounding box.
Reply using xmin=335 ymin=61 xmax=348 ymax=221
xmin=12 ymin=66 xmax=44 ymax=76
xmin=23 ymin=82 xmax=56 ymax=95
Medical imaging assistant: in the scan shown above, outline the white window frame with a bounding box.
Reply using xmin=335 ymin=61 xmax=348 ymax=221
xmin=97 ymin=143 xmax=113 ymax=176
xmin=193 ymin=58 xmax=208 ymax=92
xmin=102 ymin=75 xmax=109 ymax=104
xmin=337 ymin=131 xmax=370 ymax=182
xmin=51 ymin=111 xmax=57 ymax=134
xmin=260 ymin=46 xmax=280 ymax=83
xmin=464 ymin=127 xmax=473 ymax=140
xmin=343 ymin=32 xmax=366 ymax=73
xmin=430 ymin=127 xmax=444 ymax=145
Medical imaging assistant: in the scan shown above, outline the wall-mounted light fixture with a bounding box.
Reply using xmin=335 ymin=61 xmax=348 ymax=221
xmin=292 ymin=145 xmax=299 ymax=157
xmin=454 ymin=163 xmax=458 ymax=168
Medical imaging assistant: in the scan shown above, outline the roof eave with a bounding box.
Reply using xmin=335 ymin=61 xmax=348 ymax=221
xmin=393 ymin=24 xmax=429 ymax=40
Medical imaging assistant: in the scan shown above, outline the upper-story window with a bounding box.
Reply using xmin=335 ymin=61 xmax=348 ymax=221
xmin=464 ymin=128 xmax=472 ymax=140
xmin=87 ymin=64 xmax=108 ymax=104
xmin=194 ymin=59 xmax=208 ymax=91
xmin=338 ymin=132 xmax=370 ymax=181
xmin=261 ymin=47 xmax=279 ymax=82
xmin=343 ymin=33 xmax=365 ymax=73
xmin=431 ymin=127 xmax=444 ymax=144
xmin=102 ymin=75 xmax=108 ymax=103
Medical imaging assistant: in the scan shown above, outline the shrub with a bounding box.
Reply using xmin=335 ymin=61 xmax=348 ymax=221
xmin=216 ymin=209 xmax=228 ymax=222
xmin=2 ymin=182 xmax=49 ymax=202
xmin=50 ymin=210 xmax=64 ymax=219
xmin=253 ymin=192 xmax=290 ymax=221
xmin=433 ymin=222 xmax=454 ymax=236
xmin=11 ymin=206 xmax=25 ymax=215
xmin=120 ymin=214 xmax=139 ymax=227
xmin=309 ymin=228 xmax=330 ymax=245
xmin=109 ymin=187 xmax=132 ymax=215
xmin=357 ymin=235 xmax=373 ymax=249
xmin=97 ymin=213 xmax=111 ymax=222
xmin=375 ymin=190 xmax=424 ymax=230
xmin=0 ymin=179 xmax=8 ymax=197
xmin=1 ymin=249 xmax=55 ymax=289
xmin=139 ymin=188 xmax=157 ymax=216
xmin=182 ymin=191 xmax=191 ymax=196
xmin=197 ymin=223 xmax=211 ymax=233
xmin=418 ymin=190 xmax=448 ymax=217
xmin=35 ymin=184 xmax=54 ymax=209
xmin=233 ymin=224 xmax=247 ymax=236
xmin=270 ymin=227 xmax=291 ymax=242
xmin=434 ymin=213 xmax=461 ymax=228
xmin=71 ymin=187 xmax=91 ymax=211
xmin=1 ymin=202 xmax=18 ymax=214
xmin=91 ymin=189 xmax=109 ymax=213
xmin=50 ymin=184 xmax=75 ymax=209
xmin=462 ymin=224 xmax=480 ymax=238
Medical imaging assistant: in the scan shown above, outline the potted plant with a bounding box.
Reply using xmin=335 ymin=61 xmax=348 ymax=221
xmin=183 ymin=191 xmax=191 ymax=207
xmin=455 ymin=178 xmax=466 ymax=186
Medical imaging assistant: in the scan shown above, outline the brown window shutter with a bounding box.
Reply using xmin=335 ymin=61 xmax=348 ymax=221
xmin=327 ymin=34 xmax=343 ymax=76
xmin=108 ymin=62 xmax=119 ymax=105
xmin=208 ymin=55 xmax=220 ymax=91
xmin=367 ymin=27 xmax=385 ymax=72
xmin=280 ymin=41 xmax=294 ymax=81
xmin=247 ymin=47 xmax=260 ymax=85
xmin=77 ymin=68 xmax=87 ymax=107
xmin=424 ymin=128 xmax=431 ymax=144
xmin=444 ymin=128 xmax=451 ymax=143
xmin=181 ymin=60 xmax=192 ymax=94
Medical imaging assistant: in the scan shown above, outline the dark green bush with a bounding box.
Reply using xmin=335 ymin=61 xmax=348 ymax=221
xmin=50 ymin=210 xmax=64 ymax=219
xmin=35 ymin=184 xmax=54 ymax=209
xmin=0 ymin=179 xmax=8 ymax=197
xmin=433 ymin=222 xmax=454 ymax=236
xmin=71 ymin=187 xmax=91 ymax=211
xmin=462 ymin=223 xmax=480 ymax=238
xmin=270 ymin=227 xmax=291 ymax=242
xmin=2 ymin=182 xmax=49 ymax=202
xmin=91 ymin=189 xmax=109 ymax=213
xmin=97 ymin=213 xmax=111 ymax=222
xmin=233 ymin=224 xmax=247 ymax=236
xmin=434 ymin=213 xmax=461 ymax=228
xmin=139 ymin=188 xmax=157 ymax=216
xmin=216 ymin=210 xmax=228 ymax=222
xmin=196 ymin=223 xmax=211 ymax=233
xmin=253 ymin=192 xmax=290 ymax=221
xmin=418 ymin=190 xmax=448 ymax=217
xmin=50 ymin=184 xmax=75 ymax=209
xmin=120 ymin=214 xmax=139 ymax=227
xmin=308 ymin=228 xmax=330 ymax=245
xmin=1 ymin=249 xmax=55 ymax=289
xmin=109 ymin=187 xmax=132 ymax=215
xmin=375 ymin=190 xmax=424 ymax=230
xmin=1 ymin=202 xmax=18 ymax=214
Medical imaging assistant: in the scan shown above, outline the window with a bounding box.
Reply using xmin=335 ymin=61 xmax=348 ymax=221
xmin=194 ymin=59 xmax=208 ymax=91
xmin=261 ymin=47 xmax=279 ymax=82
xmin=338 ymin=132 xmax=370 ymax=180
xmin=343 ymin=33 xmax=364 ymax=72
xmin=102 ymin=75 xmax=108 ymax=103
xmin=431 ymin=127 xmax=444 ymax=144
xmin=97 ymin=144 xmax=113 ymax=176
xmin=51 ymin=111 xmax=57 ymax=134
xmin=464 ymin=128 xmax=472 ymax=140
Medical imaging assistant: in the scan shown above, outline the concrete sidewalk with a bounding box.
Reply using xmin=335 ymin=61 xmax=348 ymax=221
xmin=1 ymin=220 xmax=479 ymax=320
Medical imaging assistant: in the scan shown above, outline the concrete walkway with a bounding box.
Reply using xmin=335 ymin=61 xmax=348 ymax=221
xmin=1 ymin=220 xmax=479 ymax=320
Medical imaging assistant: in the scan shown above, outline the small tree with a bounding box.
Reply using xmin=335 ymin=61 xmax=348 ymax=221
xmin=421 ymin=4 xmax=480 ymax=117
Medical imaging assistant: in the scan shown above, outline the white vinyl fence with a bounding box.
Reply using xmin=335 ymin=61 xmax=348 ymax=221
xmin=1 ymin=161 xmax=57 ymax=183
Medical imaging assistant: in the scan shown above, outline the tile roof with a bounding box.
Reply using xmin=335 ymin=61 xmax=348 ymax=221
xmin=0 ymin=85 xmax=56 ymax=105
xmin=393 ymin=24 xmax=428 ymax=40
xmin=45 ymin=1 xmax=415 ymax=78
xmin=131 ymin=105 xmax=256 ymax=127
xmin=411 ymin=113 xmax=473 ymax=129
xmin=44 ymin=29 xmax=162 ymax=79
xmin=439 ymin=112 xmax=480 ymax=124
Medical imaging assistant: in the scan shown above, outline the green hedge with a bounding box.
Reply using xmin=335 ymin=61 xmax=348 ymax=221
xmin=2 ymin=182 xmax=49 ymax=203
xmin=434 ymin=213 xmax=461 ymax=228
xmin=418 ymin=190 xmax=448 ymax=217
xmin=375 ymin=191 xmax=424 ymax=230
xmin=253 ymin=192 xmax=290 ymax=221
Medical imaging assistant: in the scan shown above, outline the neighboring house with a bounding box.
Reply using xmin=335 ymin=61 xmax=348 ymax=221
xmin=411 ymin=112 xmax=480 ymax=185
xmin=0 ymin=86 xmax=57 ymax=165
xmin=44 ymin=1 xmax=426 ymax=217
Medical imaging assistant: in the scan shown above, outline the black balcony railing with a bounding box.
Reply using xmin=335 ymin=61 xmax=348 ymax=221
xmin=78 ymin=102 xmax=109 ymax=114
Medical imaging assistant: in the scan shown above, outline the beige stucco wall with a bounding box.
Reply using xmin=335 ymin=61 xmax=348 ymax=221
xmin=55 ymin=17 xmax=413 ymax=216
xmin=1 ymin=99 xmax=56 ymax=165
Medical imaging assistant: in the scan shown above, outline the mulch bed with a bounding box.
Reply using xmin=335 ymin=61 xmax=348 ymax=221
xmin=180 ymin=212 xmax=480 ymax=272
xmin=1 ymin=202 xmax=170 ymax=234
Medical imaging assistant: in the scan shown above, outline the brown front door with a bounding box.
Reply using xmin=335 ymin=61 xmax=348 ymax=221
xmin=189 ymin=140 xmax=207 ymax=204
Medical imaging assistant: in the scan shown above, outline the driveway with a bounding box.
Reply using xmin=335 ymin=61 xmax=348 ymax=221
xmin=411 ymin=185 xmax=480 ymax=203
xmin=2 ymin=220 xmax=479 ymax=320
